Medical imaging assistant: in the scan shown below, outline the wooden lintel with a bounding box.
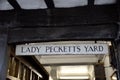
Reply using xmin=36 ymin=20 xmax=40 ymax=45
xmin=8 ymin=24 xmax=118 ymax=43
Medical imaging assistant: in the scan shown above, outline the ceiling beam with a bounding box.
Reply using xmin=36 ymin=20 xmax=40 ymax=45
xmin=7 ymin=0 xmax=21 ymax=10
xmin=8 ymin=24 xmax=118 ymax=43
xmin=44 ymin=0 xmax=55 ymax=8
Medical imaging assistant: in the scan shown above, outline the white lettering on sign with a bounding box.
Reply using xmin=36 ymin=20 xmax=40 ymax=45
xmin=16 ymin=43 xmax=109 ymax=55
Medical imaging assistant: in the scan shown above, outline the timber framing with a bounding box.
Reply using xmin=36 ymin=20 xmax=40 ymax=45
xmin=7 ymin=0 xmax=21 ymax=10
xmin=0 ymin=5 xmax=118 ymax=27
xmin=18 ymin=56 xmax=49 ymax=80
xmin=0 ymin=1 xmax=120 ymax=80
xmin=88 ymin=0 xmax=95 ymax=6
xmin=8 ymin=24 xmax=118 ymax=43
xmin=44 ymin=0 xmax=55 ymax=8
xmin=0 ymin=4 xmax=119 ymax=43
xmin=118 ymin=0 xmax=120 ymax=21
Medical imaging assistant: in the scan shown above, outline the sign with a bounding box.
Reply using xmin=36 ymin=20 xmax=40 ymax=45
xmin=16 ymin=42 xmax=109 ymax=55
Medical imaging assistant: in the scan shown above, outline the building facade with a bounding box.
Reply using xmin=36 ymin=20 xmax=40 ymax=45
xmin=0 ymin=0 xmax=120 ymax=80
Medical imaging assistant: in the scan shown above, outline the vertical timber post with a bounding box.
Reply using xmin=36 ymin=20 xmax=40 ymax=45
xmin=114 ymin=39 xmax=120 ymax=80
xmin=118 ymin=0 xmax=120 ymax=79
xmin=113 ymin=25 xmax=120 ymax=80
xmin=116 ymin=23 xmax=120 ymax=80
xmin=117 ymin=40 xmax=120 ymax=80
xmin=0 ymin=28 xmax=8 ymax=80
xmin=94 ymin=64 xmax=106 ymax=80
xmin=116 ymin=28 xmax=120 ymax=80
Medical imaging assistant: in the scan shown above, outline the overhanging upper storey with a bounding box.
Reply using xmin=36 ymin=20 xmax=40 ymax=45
xmin=0 ymin=0 xmax=119 ymax=26
xmin=0 ymin=0 xmax=117 ymax=10
xmin=0 ymin=0 xmax=119 ymax=43
xmin=0 ymin=5 xmax=118 ymax=27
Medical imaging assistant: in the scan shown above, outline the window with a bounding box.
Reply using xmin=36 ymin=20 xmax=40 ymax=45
xmin=32 ymin=72 xmax=38 ymax=80
xmin=8 ymin=56 xmax=19 ymax=77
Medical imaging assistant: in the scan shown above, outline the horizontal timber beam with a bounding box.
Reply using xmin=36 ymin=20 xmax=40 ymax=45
xmin=8 ymin=24 xmax=118 ymax=43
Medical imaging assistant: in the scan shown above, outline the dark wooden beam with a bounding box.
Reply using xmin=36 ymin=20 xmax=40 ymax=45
xmin=88 ymin=0 xmax=95 ymax=6
xmin=94 ymin=64 xmax=106 ymax=80
xmin=0 ymin=10 xmax=17 ymax=25
xmin=117 ymin=0 xmax=120 ymax=21
xmin=116 ymin=41 xmax=120 ymax=79
xmin=44 ymin=0 xmax=55 ymax=8
xmin=7 ymin=0 xmax=21 ymax=10
xmin=8 ymin=24 xmax=118 ymax=43
xmin=112 ymin=39 xmax=120 ymax=80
